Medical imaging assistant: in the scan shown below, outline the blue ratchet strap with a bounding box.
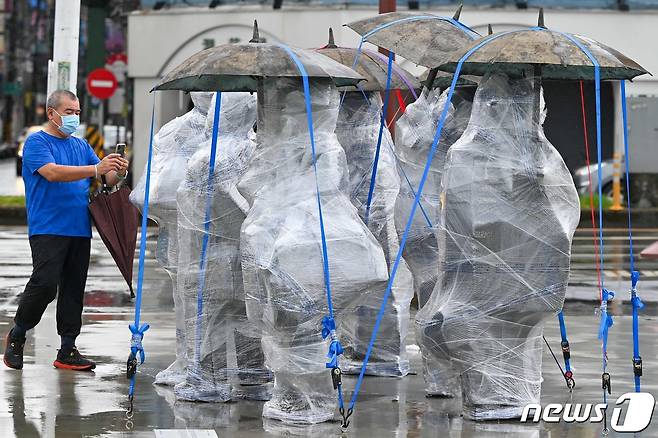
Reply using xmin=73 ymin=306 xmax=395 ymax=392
xmin=126 ymin=94 xmax=156 ymax=417
xmin=194 ymin=92 xmax=222 ymax=369
xmin=621 ymin=81 xmax=643 ymax=391
xmin=557 ymin=311 xmax=574 ymax=388
xmin=345 ymin=30 xmax=518 ymax=424
xmin=364 ymin=51 xmax=394 ymax=225
xmin=276 ymin=43 xmax=346 ymax=414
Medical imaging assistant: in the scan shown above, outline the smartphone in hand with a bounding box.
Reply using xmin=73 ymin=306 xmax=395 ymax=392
xmin=115 ymin=143 xmax=126 ymax=158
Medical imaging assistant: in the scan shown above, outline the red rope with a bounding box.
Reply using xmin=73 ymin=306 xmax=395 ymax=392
xmin=580 ymin=80 xmax=603 ymax=297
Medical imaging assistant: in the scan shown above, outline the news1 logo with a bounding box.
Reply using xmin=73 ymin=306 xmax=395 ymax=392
xmin=521 ymin=392 xmax=655 ymax=432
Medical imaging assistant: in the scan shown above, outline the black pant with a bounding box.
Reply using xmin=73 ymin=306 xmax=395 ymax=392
xmin=14 ymin=235 xmax=91 ymax=338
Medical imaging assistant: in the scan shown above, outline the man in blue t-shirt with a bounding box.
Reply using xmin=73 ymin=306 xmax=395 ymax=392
xmin=3 ymin=90 xmax=129 ymax=371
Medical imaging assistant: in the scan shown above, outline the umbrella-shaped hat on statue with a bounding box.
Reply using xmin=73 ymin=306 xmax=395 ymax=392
xmin=345 ymin=7 xmax=479 ymax=91
xmin=345 ymin=6 xmax=480 ymax=69
xmin=315 ymin=28 xmax=420 ymax=92
xmin=438 ymin=9 xmax=648 ymax=81
xmin=154 ymin=22 xmax=363 ymax=93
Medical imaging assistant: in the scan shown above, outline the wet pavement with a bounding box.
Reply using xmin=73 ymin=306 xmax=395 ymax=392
xmin=0 ymin=225 xmax=657 ymax=437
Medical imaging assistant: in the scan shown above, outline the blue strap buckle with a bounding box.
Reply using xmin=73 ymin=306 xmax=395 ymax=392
xmin=631 ymin=270 xmax=640 ymax=289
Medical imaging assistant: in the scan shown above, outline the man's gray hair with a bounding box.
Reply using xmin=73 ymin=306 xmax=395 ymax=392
xmin=47 ymin=90 xmax=78 ymax=110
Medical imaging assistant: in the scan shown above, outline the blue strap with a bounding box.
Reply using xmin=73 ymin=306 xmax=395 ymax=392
xmin=347 ymin=28 xmax=613 ymax=415
xmin=128 ymin=95 xmax=156 ymax=400
xmin=557 ymin=311 xmax=571 ymax=373
xmin=276 ymin=45 xmax=344 ymax=394
xmin=277 ymin=42 xmax=346 ymax=411
xmin=193 ymin=92 xmax=222 ymax=369
xmin=621 ymin=81 xmax=643 ymax=392
xmin=364 ymin=51 xmax=394 ymax=225
xmin=553 ymin=31 xmax=605 ymax=290
xmin=355 ymin=79 xmax=433 ymax=228
xmin=348 ymin=29 xmax=518 ymax=412
xmin=276 ymin=43 xmax=336 ymax=321
xmin=631 ymin=272 xmax=643 ymax=392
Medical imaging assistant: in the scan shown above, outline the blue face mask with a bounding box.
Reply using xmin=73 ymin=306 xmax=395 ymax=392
xmin=52 ymin=110 xmax=80 ymax=136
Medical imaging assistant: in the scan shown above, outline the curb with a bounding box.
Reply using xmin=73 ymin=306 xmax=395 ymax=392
xmin=0 ymin=206 xmax=26 ymax=225
xmin=2 ymin=207 xmax=657 ymax=227
xmin=579 ymin=208 xmax=658 ymax=228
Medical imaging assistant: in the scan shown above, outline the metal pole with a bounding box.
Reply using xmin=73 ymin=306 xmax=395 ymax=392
xmin=47 ymin=0 xmax=81 ymax=97
xmin=610 ymin=81 xmax=624 ymax=211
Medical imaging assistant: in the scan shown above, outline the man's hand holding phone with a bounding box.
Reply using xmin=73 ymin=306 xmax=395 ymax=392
xmin=97 ymin=153 xmax=129 ymax=176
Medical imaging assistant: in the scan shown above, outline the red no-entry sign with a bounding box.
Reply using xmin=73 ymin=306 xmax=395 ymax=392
xmin=86 ymin=68 xmax=118 ymax=100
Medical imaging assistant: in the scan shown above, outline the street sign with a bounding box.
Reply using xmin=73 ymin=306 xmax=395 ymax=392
xmin=86 ymin=68 xmax=118 ymax=100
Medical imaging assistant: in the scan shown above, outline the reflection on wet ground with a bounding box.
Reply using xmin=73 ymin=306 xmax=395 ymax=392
xmin=0 ymin=225 xmax=656 ymax=437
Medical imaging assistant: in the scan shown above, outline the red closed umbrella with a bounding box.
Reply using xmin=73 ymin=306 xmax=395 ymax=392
xmin=89 ymin=184 xmax=139 ymax=297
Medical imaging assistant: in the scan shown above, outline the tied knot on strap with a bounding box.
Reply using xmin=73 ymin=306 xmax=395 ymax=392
xmin=321 ymin=316 xmax=343 ymax=369
xmin=129 ymin=323 xmax=150 ymax=364
xmin=321 ymin=315 xmax=336 ymax=340
xmin=631 ymin=295 xmax=644 ymax=311
xmin=631 ymin=270 xmax=640 ymax=289
xmin=598 ymin=289 xmax=614 ymax=341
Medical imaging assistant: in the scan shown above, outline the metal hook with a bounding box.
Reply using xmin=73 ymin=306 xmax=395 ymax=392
xmin=126 ymin=394 xmax=134 ymax=419
xmin=340 ymin=407 xmax=353 ymax=430
xmin=563 ymin=370 xmax=575 ymax=390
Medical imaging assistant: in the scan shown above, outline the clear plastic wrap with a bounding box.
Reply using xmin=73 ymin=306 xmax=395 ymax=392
xmin=394 ymin=87 xmax=470 ymax=396
xmin=335 ymin=91 xmax=414 ymax=377
xmin=173 ymin=92 xmax=273 ymax=403
xmin=238 ymin=78 xmax=389 ymax=424
xmin=130 ymin=92 xmax=213 ymax=386
xmin=415 ymin=73 xmax=580 ymax=420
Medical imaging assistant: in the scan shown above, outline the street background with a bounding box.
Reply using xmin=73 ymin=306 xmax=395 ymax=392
xmin=0 ymin=0 xmax=657 ymax=436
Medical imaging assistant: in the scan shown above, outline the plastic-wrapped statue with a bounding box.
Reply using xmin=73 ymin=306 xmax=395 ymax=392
xmin=394 ymin=87 xmax=470 ymax=396
xmin=416 ymin=73 xmax=580 ymax=420
xmin=239 ymin=78 xmax=389 ymax=424
xmin=174 ymin=92 xmax=272 ymax=403
xmin=130 ymin=92 xmax=213 ymax=386
xmin=335 ymin=91 xmax=414 ymax=377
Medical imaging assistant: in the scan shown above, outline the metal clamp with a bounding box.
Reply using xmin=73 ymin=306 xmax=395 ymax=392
xmin=602 ymin=372 xmax=611 ymax=395
xmin=633 ymin=357 xmax=643 ymax=377
xmin=127 ymin=355 xmax=138 ymax=380
xmin=331 ymin=367 xmax=342 ymax=390
xmin=561 ymin=340 xmax=571 ymax=361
